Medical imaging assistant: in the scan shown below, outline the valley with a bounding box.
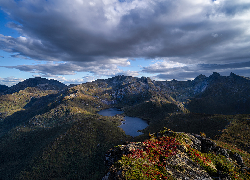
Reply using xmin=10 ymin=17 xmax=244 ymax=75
xmin=0 ymin=73 xmax=249 ymax=179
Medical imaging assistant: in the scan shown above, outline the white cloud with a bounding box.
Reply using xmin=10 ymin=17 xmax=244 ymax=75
xmin=0 ymin=76 xmax=24 ymax=87
xmin=211 ymin=33 xmax=218 ymax=37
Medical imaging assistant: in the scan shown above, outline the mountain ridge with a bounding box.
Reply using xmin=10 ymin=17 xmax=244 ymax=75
xmin=1 ymin=72 xmax=249 ymax=95
xmin=1 ymin=72 xmax=250 ymax=115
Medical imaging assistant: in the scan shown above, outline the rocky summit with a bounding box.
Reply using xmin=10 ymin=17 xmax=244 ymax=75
xmin=103 ymin=128 xmax=250 ymax=180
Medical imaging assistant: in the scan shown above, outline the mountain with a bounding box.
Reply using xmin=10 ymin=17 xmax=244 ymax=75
xmin=0 ymin=73 xmax=250 ymax=179
xmin=185 ymin=72 xmax=250 ymax=114
xmin=3 ymin=77 xmax=67 ymax=94
xmin=0 ymin=84 xmax=9 ymax=93
xmin=152 ymin=72 xmax=250 ymax=114
xmin=2 ymin=73 xmax=249 ymax=115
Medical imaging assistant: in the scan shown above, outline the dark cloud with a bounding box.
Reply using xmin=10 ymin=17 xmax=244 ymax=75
xmin=198 ymin=62 xmax=250 ymax=70
xmin=156 ymin=72 xmax=202 ymax=81
xmin=0 ymin=0 xmax=250 ymax=79
xmin=219 ymin=1 xmax=250 ymax=16
xmin=1 ymin=60 xmax=138 ymax=77
xmin=143 ymin=61 xmax=250 ymax=80
xmin=155 ymin=67 xmax=250 ymax=81
xmin=143 ymin=61 xmax=250 ymax=74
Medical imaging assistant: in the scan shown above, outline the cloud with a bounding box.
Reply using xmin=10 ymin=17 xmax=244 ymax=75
xmin=0 ymin=76 xmax=24 ymax=86
xmin=143 ymin=61 xmax=250 ymax=73
xmin=0 ymin=75 xmax=96 ymax=86
xmin=0 ymin=0 xmax=250 ymax=79
xmin=49 ymin=76 xmax=94 ymax=85
xmin=1 ymin=59 xmax=138 ymax=77
xmin=143 ymin=60 xmax=250 ymax=80
xmin=154 ymin=67 xmax=250 ymax=81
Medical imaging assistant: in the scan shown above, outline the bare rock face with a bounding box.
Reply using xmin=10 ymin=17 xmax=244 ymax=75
xmin=192 ymin=134 xmax=217 ymax=153
xmin=165 ymin=153 xmax=212 ymax=180
xmin=102 ymin=142 xmax=144 ymax=180
xmin=104 ymin=142 xmax=144 ymax=168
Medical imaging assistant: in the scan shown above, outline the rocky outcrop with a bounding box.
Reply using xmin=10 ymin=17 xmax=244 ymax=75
xmin=165 ymin=153 xmax=212 ymax=180
xmin=104 ymin=142 xmax=144 ymax=168
xmin=102 ymin=130 xmax=249 ymax=180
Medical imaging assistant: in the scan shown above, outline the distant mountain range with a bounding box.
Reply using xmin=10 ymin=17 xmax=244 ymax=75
xmin=77 ymin=72 xmax=250 ymax=115
xmin=1 ymin=73 xmax=250 ymax=114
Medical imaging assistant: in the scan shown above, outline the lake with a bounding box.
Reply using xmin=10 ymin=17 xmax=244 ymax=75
xmin=97 ymin=108 xmax=148 ymax=137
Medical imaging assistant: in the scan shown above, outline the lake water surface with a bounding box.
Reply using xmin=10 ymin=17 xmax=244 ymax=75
xmin=98 ymin=108 xmax=148 ymax=137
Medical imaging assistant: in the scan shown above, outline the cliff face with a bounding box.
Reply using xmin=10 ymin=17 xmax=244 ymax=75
xmin=103 ymin=129 xmax=250 ymax=180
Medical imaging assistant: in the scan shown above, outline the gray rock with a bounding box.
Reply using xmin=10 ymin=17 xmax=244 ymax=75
xmin=232 ymin=153 xmax=244 ymax=166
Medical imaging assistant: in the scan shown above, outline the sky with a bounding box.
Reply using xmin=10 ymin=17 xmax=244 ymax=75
xmin=0 ymin=0 xmax=250 ymax=86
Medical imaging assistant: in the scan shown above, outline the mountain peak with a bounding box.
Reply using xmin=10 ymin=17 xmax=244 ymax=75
xmin=209 ymin=72 xmax=220 ymax=78
xmin=4 ymin=77 xmax=67 ymax=94
xmin=229 ymin=72 xmax=242 ymax=79
xmin=194 ymin=74 xmax=207 ymax=81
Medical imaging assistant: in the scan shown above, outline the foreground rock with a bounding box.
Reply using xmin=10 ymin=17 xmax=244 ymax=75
xmin=102 ymin=129 xmax=250 ymax=180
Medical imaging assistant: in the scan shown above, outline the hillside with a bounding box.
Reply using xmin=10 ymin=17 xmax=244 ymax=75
xmin=0 ymin=73 xmax=250 ymax=179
